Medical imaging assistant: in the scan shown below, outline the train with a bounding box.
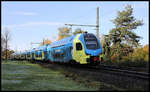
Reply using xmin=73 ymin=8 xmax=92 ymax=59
xmin=10 ymin=32 xmax=103 ymax=65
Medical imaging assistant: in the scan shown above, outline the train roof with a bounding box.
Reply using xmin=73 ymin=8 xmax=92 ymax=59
xmin=11 ymin=53 xmax=16 ymax=55
xmin=33 ymin=44 xmax=48 ymax=51
xmin=20 ymin=51 xmax=27 ymax=54
xmin=12 ymin=52 xmax=21 ymax=55
xmin=49 ymin=35 xmax=76 ymax=48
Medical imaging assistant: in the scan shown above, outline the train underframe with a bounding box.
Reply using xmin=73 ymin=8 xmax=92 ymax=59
xmin=86 ymin=56 xmax=100 ymax=65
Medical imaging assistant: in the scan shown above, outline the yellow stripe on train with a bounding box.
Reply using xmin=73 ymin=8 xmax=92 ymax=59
xmin=73 ymin=34 xmax=90 ymax=64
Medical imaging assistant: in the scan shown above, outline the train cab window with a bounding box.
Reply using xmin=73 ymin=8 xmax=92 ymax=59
xmin=84 ymin=33 xmax=100 ymax=50
xmin=76 ymin=43 xmax=82 ymax=50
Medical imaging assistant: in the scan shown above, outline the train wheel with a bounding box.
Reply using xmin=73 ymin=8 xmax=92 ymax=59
xmin=101 ymin=57 xmax=103 ymax=64
xmin=69 ymin=60 xmax=77 ymax=65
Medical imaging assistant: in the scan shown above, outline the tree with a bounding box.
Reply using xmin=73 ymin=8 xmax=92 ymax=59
xmin=1 ymin=35 xmax=5 ymax=52
xmin=2 ymin=49 xmax=14 ymax=60
xmin=111 ymin=5 xmax=143 ymax=47
xmin=102 ymin=35 xmax=111 ymax=57
xmin=105 ymin=5 xmax=143 ymax=61
xmin=2 ymin=27 xmax=11 ymax=61
xmin=73 ymin=28 xmax=85 ymax=35
xmin=57 ymin=27 xmax=71 ymax=40
xmin=40 ymin=39 xmax=52 ymax=46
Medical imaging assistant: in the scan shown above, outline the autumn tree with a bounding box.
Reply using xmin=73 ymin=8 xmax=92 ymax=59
xmin=101 ymin=35 xmax=111 ymax=62
xmin=57 ymin=27 xmax=71 ymax=40
xmin=40 ymin=39 xmax=52 ymax=46
xmin=1 ymin=35 xmax=5 ymax=52
xmin=2 ymin=49 xmax=14 ymax=60
xmin=120 ymin=44 xmax=149 ymax=67
xmin=73 ymin=28 xmax=85 ymax=35
xmin=104 ymin=5 xmax=143 ymax=61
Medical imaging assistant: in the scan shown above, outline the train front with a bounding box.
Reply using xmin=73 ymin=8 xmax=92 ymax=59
xmin=83 ymin=33 xmax=103 ymax=64
xmin=73 ymin=33 xmax=103 ymax=65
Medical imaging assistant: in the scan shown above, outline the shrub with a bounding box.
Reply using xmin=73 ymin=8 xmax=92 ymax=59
xmin=118 ymin=45 xmax=149 ymax=67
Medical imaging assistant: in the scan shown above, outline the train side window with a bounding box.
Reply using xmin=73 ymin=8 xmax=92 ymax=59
xmin=36 ymin=51 xmax=39 ymax=57
xmin=36 ymin=53 xmax=38 ymax=57
xmin=70 ymin=46 xmax=73 ymax=52
xmin=27 ymin=53 xmax=30 ymax=57
xmin=39 ymin=52 xmax=42 ymax=57
xmin=76 ymin=43 xmax=82 ymax=50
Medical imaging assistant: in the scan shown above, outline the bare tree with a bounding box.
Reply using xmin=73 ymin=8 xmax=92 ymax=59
xmin=1 ymin=35 xmax=5 ymax=52
xmin=3 ymin=27 xmax=11 ymax=61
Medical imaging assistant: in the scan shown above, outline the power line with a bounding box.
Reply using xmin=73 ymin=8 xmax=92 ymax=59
xmin=65 ymin=24 xmax=96 ymax=27
xmin=30 ymin=39 xmax=45 ymax=49
xmin=65 ymin=23 xmax=97 ymax=34
xmin=64 ymin=7 xmax=100 ymax=39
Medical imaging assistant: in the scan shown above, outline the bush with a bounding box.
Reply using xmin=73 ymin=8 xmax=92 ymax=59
xmin=118 ymin=45 xmax=149 ymax=67
xmin=104 ymin=44 xmax=149 ymax=67
xmin=111 ymin=54 xmax=118 ymax=63
xmin=103 ymin=55 xmax=112 ymax=65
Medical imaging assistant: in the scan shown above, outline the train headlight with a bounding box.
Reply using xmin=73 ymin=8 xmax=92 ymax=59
xmin=94 ymin=57 xmax=99 ymax=62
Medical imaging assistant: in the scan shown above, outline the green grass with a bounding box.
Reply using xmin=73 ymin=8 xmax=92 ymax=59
xmin=1 ymin=60 xmax=98 ymax=91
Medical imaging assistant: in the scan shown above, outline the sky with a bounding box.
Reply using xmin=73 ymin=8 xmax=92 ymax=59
xmin=1 ymin=1 xmax=149 ymax=52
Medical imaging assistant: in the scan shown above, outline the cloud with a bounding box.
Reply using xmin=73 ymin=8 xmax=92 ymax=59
xmin=2 ymin=21 xmax=65 ymax=29
xmin=12 ymin=11 xmax=37 ymax=16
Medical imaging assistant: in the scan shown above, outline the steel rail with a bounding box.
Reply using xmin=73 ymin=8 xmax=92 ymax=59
xmin=91 ymin=65 xmax=149 ymax=80
xmin=31 ymin=61 xmax=149 ymax=80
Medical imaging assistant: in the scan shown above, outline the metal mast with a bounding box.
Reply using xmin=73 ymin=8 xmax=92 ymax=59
xmin=96 ymin=7 xmax=99 ymax=39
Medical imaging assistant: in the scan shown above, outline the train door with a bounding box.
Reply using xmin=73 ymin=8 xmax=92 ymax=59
xmin=70 ymin=46 xmax=73 ymax=58
xmin=44 ymin=50 xmax=47 ymax=61
xmin=40 ymin=51 xmax=44 ymax=60
xmin=32 ymin=53 xmax=34 ymax=60
xmin=73 ymin=42 xmax=83 ymax=64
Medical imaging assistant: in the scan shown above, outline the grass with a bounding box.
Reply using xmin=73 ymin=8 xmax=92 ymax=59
xmin=1 ymin=60 xmax=98 ymax=91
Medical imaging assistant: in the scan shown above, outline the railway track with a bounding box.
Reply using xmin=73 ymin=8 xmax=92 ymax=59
xmin=99 ymin=64 xmax=149 ymax=72
xmin=90 ymin=64 xmax=149 ymax=80
xmin=29 ymin=61 xmax=149 ymax=90
xmin=32 ymin=61 xmax=149 ymax=80
xmin=54 ymin=63 xmax=149 ymax=80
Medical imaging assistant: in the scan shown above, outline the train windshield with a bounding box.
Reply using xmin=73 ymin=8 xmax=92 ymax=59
xmin=84 ymin=33 xmax=100 ymax=50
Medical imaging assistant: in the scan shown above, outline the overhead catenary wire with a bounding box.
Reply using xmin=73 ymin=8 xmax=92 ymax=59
xmin=64 ymin=7 xmax=100 ymax=39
